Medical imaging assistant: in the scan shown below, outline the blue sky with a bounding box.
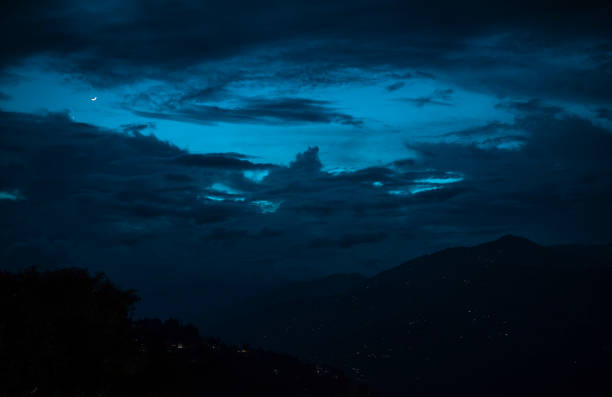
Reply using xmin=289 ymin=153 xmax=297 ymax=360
xmin=1 ymin=0 xmax=611 ymax=322
xmin=1 ymin=56 xmax=518 ymax=169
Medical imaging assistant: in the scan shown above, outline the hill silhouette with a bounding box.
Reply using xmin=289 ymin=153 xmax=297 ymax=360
xmin=0 ymin=268 xmax=372 ymax=397
xmin=214 ymin=235 xmax=612 ymax=396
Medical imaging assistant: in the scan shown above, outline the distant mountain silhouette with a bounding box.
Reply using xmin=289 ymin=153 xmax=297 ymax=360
xmin=214 ymin=236 xmax=612 ymax=396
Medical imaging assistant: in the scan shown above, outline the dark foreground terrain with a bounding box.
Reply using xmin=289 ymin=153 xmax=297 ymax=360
xmin=0 ymin=268 xmax=371 ymax=397
xmin=2 ymin=236 xmax=611 ymax=396
xmin=214 ymin=236 xmax=612 ymax=396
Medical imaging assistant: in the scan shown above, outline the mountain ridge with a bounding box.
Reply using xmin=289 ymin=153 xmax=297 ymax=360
xmin=212 ymin=235 xmax=612 ymax=396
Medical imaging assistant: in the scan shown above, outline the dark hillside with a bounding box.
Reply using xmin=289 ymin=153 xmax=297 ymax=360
xmin=217 ymin=236 xmax=612 ymax=396
xmin=0 ymin=268 xmax=372 ymax=397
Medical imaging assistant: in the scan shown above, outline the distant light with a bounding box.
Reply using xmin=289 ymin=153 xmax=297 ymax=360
xmin=372 ymin=181 xmax=384 ymax=187
xmin=90 ymin=96 xmax=97 ymax=101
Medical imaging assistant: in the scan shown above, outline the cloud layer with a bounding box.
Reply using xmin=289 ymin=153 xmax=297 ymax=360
xmin=1 ymin=102 xmax=611 ymax=324
xmin=1 ymin=1 xmax=611 ymax=329
xmin=2 ymin=0 xmax=610 ymax=105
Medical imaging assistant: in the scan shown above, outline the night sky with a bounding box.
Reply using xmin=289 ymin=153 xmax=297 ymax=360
xmin=1 ymin=1 xmax=611 ymax=320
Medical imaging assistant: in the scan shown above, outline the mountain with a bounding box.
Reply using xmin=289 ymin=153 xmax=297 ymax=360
xmin=214 ymin=235 xmax=612 ymax=396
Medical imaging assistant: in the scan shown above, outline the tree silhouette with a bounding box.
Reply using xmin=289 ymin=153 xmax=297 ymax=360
xmin=0 ymin=268 xmax=372 ymax=397
xmin=0 ymin=268 xmax=139 ymax=396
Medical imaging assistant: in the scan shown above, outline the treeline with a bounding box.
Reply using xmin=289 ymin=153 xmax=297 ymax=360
xmin=0 ymin=268 xmax=372 ymax=397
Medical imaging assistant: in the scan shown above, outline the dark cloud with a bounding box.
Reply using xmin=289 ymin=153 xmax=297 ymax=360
xmin=597 ymin=108 xmax=612 ymax=121
xmin=309 ymin=232 xmax=387 ymax=249
xmin=255 ymin=227 xmax=284 ymax=239
xmin=131 ymin=97 xmax=362 ymax=126
xmin=289 ymin=146 xmax=323 ymax=172
xmin=399 ymin=88 xmax=454 ymax=107
xmin=120 ymin=122 xmax=155 ymax=134
xmin=1 ymin=0 xmax=612 ymax=334
xmin=404 ymin=110 xmax=612 ymax=242
xmin=495 ymin=98 xmax=563 ymax=116
xmin=0 ymin=110 xmax=264 ymax=234
xmin=385 ymin=82 xmax=405 ymax=92
xmin=443 ymin=121 xmax=514 ymax=138
xmin=1 ymin=100 xmax=611 ymax=327
xmin=339 ymin=232 xmax=388 ymax=248
xmin=164 ymin=173 xmax=194 ymax=183
xmin=172 ymin=154 xmax=273 ymax=170
xmin=391 ymin=158 xmax=416 ymax=168
xmin=440 ymin=120 xmax=527 ymax=148
xmin=208 ymin=228 xmax=249 ymax=241
xmin=1 ymin=0 xmax=610 ymax=107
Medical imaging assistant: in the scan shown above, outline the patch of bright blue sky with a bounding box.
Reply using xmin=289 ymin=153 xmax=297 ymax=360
xmin=210 ymin=183 xmax=242 ymax=195
xmin=409 ymin=186 xmax=440 ymax=194
xmin=388 ymin=185 xmax=440 ymax=195
xmin=0 ymin=189 xmax=24 ymax=201
xmin=198 ymin=192 xmax=245 ymax=202
xmin=202 ymin=195 xmax=224 ymax=202
xmin=199 ymin=183 xmax=284 ymax=211
xmin=326 ymin=166 xmax=357 ymax=175
xmin=250 ymin=200 xmax=281 ymax=214
xmin=415 ymin=176 xmax=463 ymax=184
xmin=202 ymin=195 xmax=245 ymax=202
xmin=243 ymin=169 xmax=269 ymax=183
xmin=1 ymin=54 xmax=575 ymax=171
xmin=385 ymin=171 xmax=463 ymax=196
xmin=199 ymin=183 xmax=247 ymax=203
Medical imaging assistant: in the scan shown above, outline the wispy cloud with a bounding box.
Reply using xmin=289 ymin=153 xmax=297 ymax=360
xmin=398 ymin=88 xmax=454 ymax=107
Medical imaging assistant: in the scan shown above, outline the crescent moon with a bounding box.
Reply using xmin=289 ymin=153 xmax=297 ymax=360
xmin=91 ymin=96 xmax=97 ymax=101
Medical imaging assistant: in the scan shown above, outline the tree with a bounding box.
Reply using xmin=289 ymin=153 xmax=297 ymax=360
xmin=0 ymin=268 xmax=139 ymax=396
